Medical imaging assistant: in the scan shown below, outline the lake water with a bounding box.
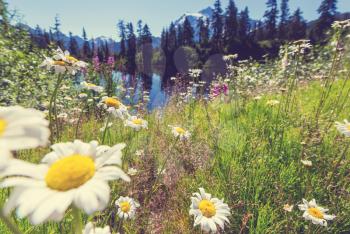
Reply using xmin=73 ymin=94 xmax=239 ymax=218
xmin=113 ymin=72 xmax=169 ymax=111
xmin=94 ymin=71 xmax=171 ymax=111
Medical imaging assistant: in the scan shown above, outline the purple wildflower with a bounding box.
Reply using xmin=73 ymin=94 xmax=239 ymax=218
xmin=92 ymin=56 xmax=100 ymax=72
xmin=107 ymin=56 xmax=115 ymax=70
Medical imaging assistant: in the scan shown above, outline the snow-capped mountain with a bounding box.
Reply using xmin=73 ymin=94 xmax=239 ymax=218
xmin=173 ymin=6 xmax=258 ymax=40
xmin=174 ymin=7 xmax=213 ymax=31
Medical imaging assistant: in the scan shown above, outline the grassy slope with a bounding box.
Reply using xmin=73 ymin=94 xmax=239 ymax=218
xmin=1 ymin=78 xmax=350 ymax=233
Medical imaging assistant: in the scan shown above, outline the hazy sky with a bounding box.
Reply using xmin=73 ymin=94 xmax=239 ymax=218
xmin=6 ymin=0 xmax=350 ymax=39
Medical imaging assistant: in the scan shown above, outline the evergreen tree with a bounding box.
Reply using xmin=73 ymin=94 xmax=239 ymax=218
xmin=137 ymin=20 xmax=143 ymax=49
xmin=177 ymin=24 xmax=184 ymax=47
xmin=91 ymin=38 xmax=96 ymax=56
xmin=198 ymin=17 xmax=210 ymax=47
xmin=168 ymin=23 xmax=177 ymax=52
xmin=104 ymin=41 xmax=110 ymax=60
xmin=238 ymin=7 xmax=250 ymax=41
xmin=182 ymin=17 xmax=194 ymax=46
xmin=0 ymin=0 xmax=9 ymax=32
xmin=82 ymin=27 xmax=91 ymax=59
xmin=211 ymin=0 xmax=224 ymax=53
xmin=161 ymin=29 xmax=169 ymax=55
xmin=312 ymin=0 xmax=337 ymax=41
xmin=49 ymin=29 xmax=53 ymax=42
xmin=166 ymin=23 xmax=178 ymax=75
xmin=118 ymin=20 xmax=127 ymax=58
xmin=126 ymin=22 xmax=137 ymax=73
xmin=43 ymin=30 xmax=51 ymax=47
xmin=288 ymin=8 xmax=306 ymax=40
xmin=224 ymin=0 xmax=238 ymax=53
xmin=263 ymin=0 xmax=278 ymax=40
xmin=68 ymin=32 xmax=79 ymax=57
xmin=279 ymin=0 xmax=290 ymax=40
xmin=33 ymin=25 xmax=46 ymax=48
xmin=197 ymin=17 xmax=210 ymax=65
xmin=141 ymin=24 xmax=153 ymax=75
xmin=53 ymin=14 xmax=64 ymax=48
xmin=254 ymin=20 xmax=265 ymax=42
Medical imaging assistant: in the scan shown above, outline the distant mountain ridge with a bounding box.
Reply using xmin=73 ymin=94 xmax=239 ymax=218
xmin=173 ymin=7 xmax=257 ymax=40
xmin=16 ymin=5 xmax=350 ymax=53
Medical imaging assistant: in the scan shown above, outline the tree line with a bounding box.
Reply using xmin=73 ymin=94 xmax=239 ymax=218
xmin=17 ymin=0 xmax=343 ymax=76
xmin=160 ymin=0 xmax=339 ymax=74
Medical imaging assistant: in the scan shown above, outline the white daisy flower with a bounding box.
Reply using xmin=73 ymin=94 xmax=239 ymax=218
xmin=99 ymin=123 xmax=113 ymax=132
xmin=0 ymin=140 xmax=130 ymax=225
xmin=298 ymin=199 xmax=336 ymax=227
xmin=0 ymin=106 xmax=50 ymax=151
xmin=57 ymin=113 xmax=68 ymax=121
xmin=266 ymin=100 xmax=280 ymax=106
xmin=127 ymin=167 xmax=138 ymax=176
xmin=81 ymin=82 xmax=104 ymax=93
xmin=301 ymin=159 xmax=312 ymax=167
xmin=335 ymin=119 xmax=350 ymax=137
xmin=169 ymin=125 xmax=191 ymax=140
xmin=100 ymin=97 xmax=129 ymax=120
xmin=189 ymin=188 xmax=231 ymax=233
xmin=135 ymin=150 xmax=144 ymax=156
xmin=0 ymin=148 xmax=12 ymax=171
xmin=83 ymin=222 xmax=111 ymax=234
xmin=124 ymin=116 xmax=148 ymax=131
xmin=115 ymin=196 xmax=140 ymax=219
xmin=283 ymin=204 xmax=294 ymax=212
xmin=78 ymin=93 xmax=88 ymax=99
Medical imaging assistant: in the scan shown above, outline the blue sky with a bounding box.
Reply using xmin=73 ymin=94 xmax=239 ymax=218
xmin=7 ymin=0 xmax=350 ymax=39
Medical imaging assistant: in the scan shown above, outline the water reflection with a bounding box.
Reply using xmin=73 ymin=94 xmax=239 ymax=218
xmin=111 ymin=71 xmax=169 ymax=111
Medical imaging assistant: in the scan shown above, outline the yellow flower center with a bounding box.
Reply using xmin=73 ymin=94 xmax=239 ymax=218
xmin=65 ymin=55 xmax=79 ymax=63
xmin=104 ymin=97 xmax=121 ymax=108
xmin=53 ymin=60 xmax=66 ymax=66
xmin=308 ymin=207 xmax=324 ymax=219
xmin=175 ymin=127 xmax=186 ymax=135
xmin=87 ymin=83 xmax=96 ymax=87
xmin=0 ymin=119 xmax=7 ymax=136
xmin=45 ymin=154 xmax=95 ymax=191
xmin=120 ymin=201 xmax=131 ymax=213
xmin=132 ymin=119 xmax=143 ymax=125
xmin=347 ymin=125 xmax=350 ymax=131
xmin=199 ymin=200 xmax=216 ymax=218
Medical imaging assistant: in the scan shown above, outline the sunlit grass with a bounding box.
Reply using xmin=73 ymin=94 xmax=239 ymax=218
xmin=1 ymin=78 xmax=350 ymax=233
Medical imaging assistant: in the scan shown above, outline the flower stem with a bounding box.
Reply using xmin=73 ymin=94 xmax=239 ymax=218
xmin=117 ymin=218 xmax=123 ymax=232
xmin=72 ymin=207 xmax=82 ymax=234
xmin=0 ymin=209 xmax=23 ymax=234
xmin=144 ymin=138 xmax=178 ymax=204
xmin=48 ymin=73 xmax=64 ymax=143
xmin=326 ymin=141 xmax=350 ymax=188
xmin=75 ymin=102 xmax=88 ymax=139
xmin=102 ymin=113 xmax=111 ymax=144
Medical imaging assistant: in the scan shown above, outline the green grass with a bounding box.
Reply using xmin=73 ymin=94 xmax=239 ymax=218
xmin=2 ymin=78 xmax=350 ymax=233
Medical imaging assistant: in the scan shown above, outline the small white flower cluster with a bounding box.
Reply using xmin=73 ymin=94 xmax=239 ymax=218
xmin=40 ymin=47 xmax=87 ymax=75
xmin=223 ymin=54 xmax=238 ymax=62
xmin=81 ymin=81 xmax=104 ymax=93
xmin=189 ymin=69 xmax=202 ymax=78
xmin=332 ymin=19 xmax=350 ymax=30
xmin=288 ymin=40 xmax=312 ymax=55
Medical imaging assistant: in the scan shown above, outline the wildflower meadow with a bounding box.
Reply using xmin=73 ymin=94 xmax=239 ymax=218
xmin=1 ymin=0 xmax=350 ymax=233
